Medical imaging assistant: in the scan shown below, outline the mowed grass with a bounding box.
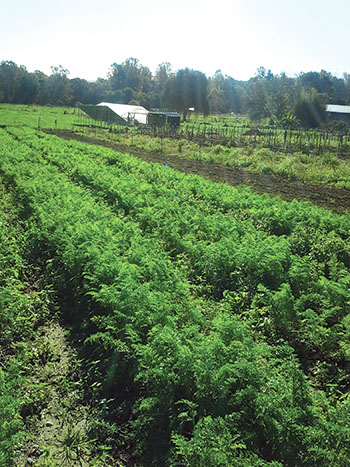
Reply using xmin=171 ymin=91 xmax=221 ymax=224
xmin=0 ymin=103 xmax=79 ymax=129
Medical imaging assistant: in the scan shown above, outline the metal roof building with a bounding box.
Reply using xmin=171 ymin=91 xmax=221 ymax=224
xmin=326 ymin=104 xmax=350 ymax=114
xmin=147 ymin=110 xmax=181 ymax=127
xmin=326 ymin=104 xmax=350 ymax=123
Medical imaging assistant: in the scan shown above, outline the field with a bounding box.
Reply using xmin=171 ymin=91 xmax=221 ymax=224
xmin=1 ymin=105 xmax=350 ymax=466
xmin=3 ymin=103 xmax=350 ymax=192
xmin=52 ymin=129 xmax=350 ymax=215
xmin=0 ymin=104 xmax=77 ymax=129
xmin=75 ymin=125 xmax=350 ymax=191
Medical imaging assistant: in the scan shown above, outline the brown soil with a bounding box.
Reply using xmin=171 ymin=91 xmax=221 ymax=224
xmin=14 ymin=323 xmax=93 ymax=466
xmin=48 ymin=130 xmax=350 ymax=215
xmin=14 ymin=322 xmax=121 ymax=466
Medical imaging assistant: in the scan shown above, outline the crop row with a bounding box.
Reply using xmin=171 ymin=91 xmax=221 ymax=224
xmin=0 ymin=189 xmax=28 ymax=464
xmin=1 ymin=128 xmax=350 ymax=464
xmin=9 ymin=128 xmax=350 ymax=237
xmin=0 ymin=179 xmax=53 ymax=465
xmin=7 ymin=128 xmax=350 ymax=366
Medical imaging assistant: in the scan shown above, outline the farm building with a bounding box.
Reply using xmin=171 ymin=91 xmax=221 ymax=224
xmin=147 ymin=111 xmax=181 ymax=127
xmin=97 ymin=102 xmax=148 ymax=125
xmin=167 ymin=112 xmax=181 ymax=127
xmin=326 ymin=104 xmax=350 ymax=124
xmin=78 ymin=102 xmax=149 ymax=125
xmin=78 ymin=102 xmax=181 ymax=128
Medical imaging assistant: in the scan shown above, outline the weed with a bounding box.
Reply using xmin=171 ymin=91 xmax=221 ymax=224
xmin=57 ymin=423 xmax=96 ymax=466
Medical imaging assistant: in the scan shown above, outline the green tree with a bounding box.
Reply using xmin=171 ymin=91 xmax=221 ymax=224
xmin=152 ymin=62 xmax=172 ymax=108
xmin=246 ymin=79 xmax=269 ymax=121
xmin=294 ymin=88 xmax=327 ymax=128
xmin=88 ymin=78 xmax=109 ymax=104
xmin=297 ymin=70 xmax=335 ymax=101
xmin=208 ymin=70 xmax=228 ymax=113
xmin=0 ymin=61 xmax=31 ymax=103
xmin=47 ymin=65 xmax=73 ymax=105
xmin=108 ymin=58 xmax=153 ymax=106
xmin=163 ymin=68 xmax=209 ymax=121
xmin=71 ymin=78 xmax=91 ymax=104
xmin=33 ymin=70 xmax=49 ymax=105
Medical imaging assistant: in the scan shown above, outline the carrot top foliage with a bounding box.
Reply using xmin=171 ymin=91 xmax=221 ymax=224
xmin=1 ymin=126 xmax=350 ymax=465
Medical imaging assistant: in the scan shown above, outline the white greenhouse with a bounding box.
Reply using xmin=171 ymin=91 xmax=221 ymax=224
xmin=97 ymin=102 xmax=149 ymax=125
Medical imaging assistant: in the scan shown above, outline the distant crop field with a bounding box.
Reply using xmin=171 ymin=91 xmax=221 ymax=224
xmin=1 ymin=115 xmax=350 ymax=465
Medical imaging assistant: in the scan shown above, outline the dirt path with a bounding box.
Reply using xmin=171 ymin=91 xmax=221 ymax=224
xmin=48 ymin=130 xmax=350 ymax=215
xmin=14 ymin=322 xmax=115 ymax=466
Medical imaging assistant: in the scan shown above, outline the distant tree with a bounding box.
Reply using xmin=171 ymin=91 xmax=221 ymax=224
xmin=4 ymin=57 xmax=350 ymax=126
xmin=33 ymin=70 xmax=49 ymax=105
xmin=47 ymin=65 xmax=73 ymax=106
xmin=208 ymin=72 xmax=245 ymax=114
xmin=246 ymin=79 xmax=269 ymax=121
xmin=0 ymin=61 xmax=30 ymax=103
xmin=161 ymin=75 xmax=176 ymax=109
xmin=88 ymin=78 xmax=109 ymax=104
xmin=15 ymin=71 xmax=39 ymax=104
xmin=294 ymin=89 xmax=327 ymax=128
xmin=244 ymin=68 xmax=299 ymax=122
xmin=268 ymin=73 xmax=298 ymax=120
xmin=223 ymin=77 xmax=244 ymax=114
xmin=108 ymin=58 xmax=152 ymax=104
xmin=163 ymin=68 xmax=209 ymax=121
xmin=151 ymin=62 xmax=172 ymax=108
xmin=140 ymin=66 xmax=153 ymax=95
xmin=342 ymin=73 xmax=350 ymax=105
xmin=120 ymin=87 xmax=135 ymax=103
xmin=71 ymin=78 xmax=91 ymax=104
xmin=155 ymin=62 xmax=172 ymax=89
xmin=208 ymin=86 xmax=227 ymax=113
xmin=297 ymin=70 xmax=335 ymax=101
xmin=208 ymin=70 xmax=228 ymax=113
xmin=109 ymin=58 xmax=140 ymax=91
xmin=331 ymin=76 xmax=347 ymax=104
xmin=254 ymin=66 xmax=274 ymax=81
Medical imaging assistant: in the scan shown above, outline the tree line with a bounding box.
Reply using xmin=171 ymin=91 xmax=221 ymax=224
xmin=2 ymin=58 xmax=350 ymax=127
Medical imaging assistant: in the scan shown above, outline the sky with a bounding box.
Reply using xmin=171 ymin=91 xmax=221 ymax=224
xmin=1 ymin=0 xmax=350 ymax=82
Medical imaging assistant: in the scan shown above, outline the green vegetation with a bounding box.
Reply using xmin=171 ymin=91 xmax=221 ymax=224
xmin=3 ymin=102 xmax=350 ymax=192
xmin=0 ymin=103 xmax=78 ymax=129
xmin=0 ymin=121 xmax=114 ymax=465
xmin=78 ymin=125 xmax=350 ymax=190
xmin=0 ymin=181 xmax=53 ymax=465
xmin=4 ymin=102 xmax=350 ymax=192
xmin=1 ymin=121 xmax=350 ymax=465
xmin=2 ymin=59 xmax=350 ymax=129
